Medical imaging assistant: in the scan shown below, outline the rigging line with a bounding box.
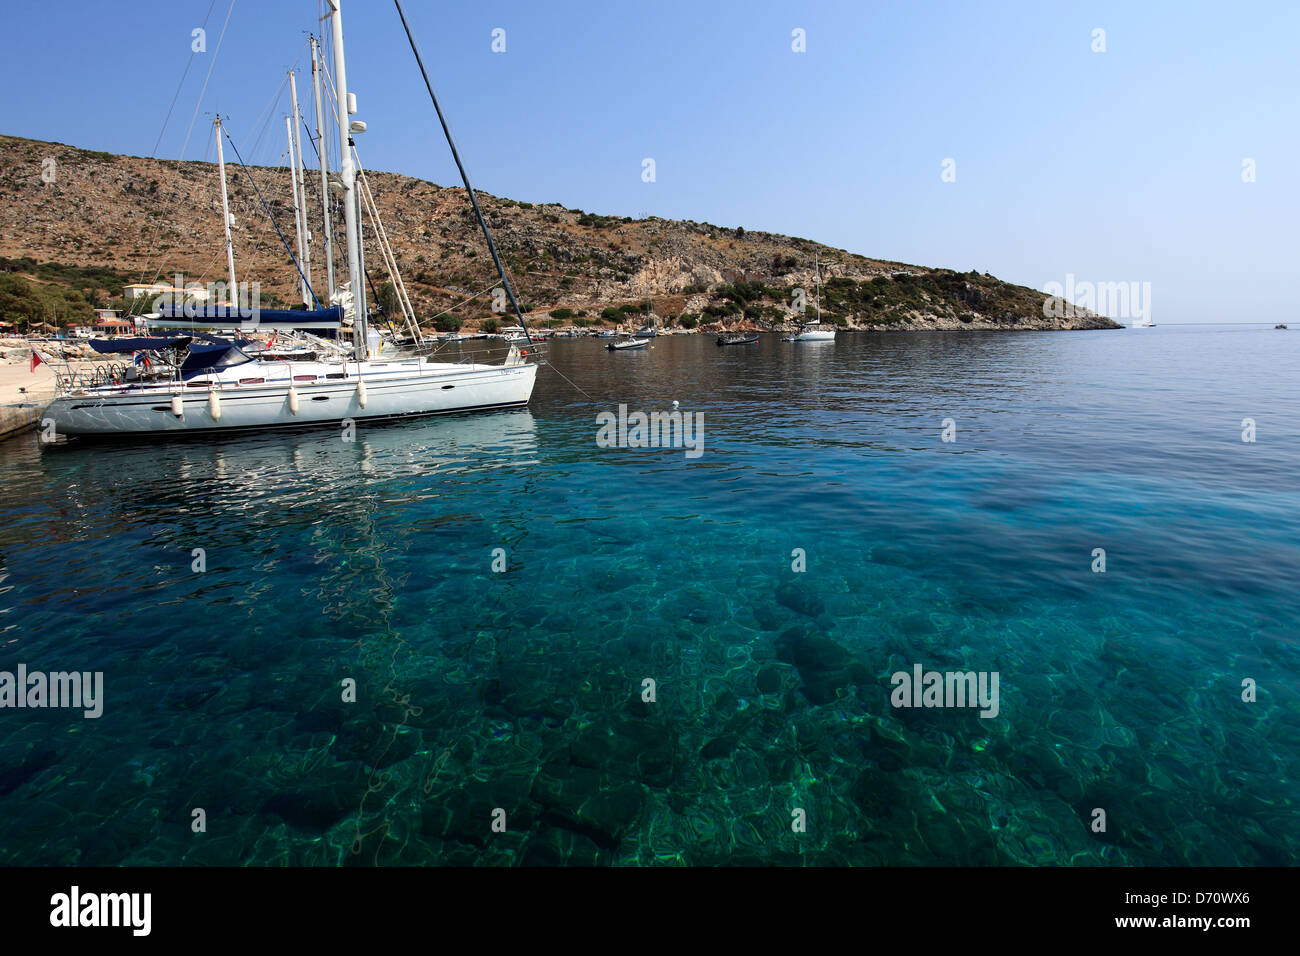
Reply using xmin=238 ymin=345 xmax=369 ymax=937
xmin=394 ymin=0 xmax=533 ymax=344
xmin=425 ymin=279 xmax=506 ymax=321
xmin=246 ymin=40 xmax=312 ymax=166
xmin=129 ymin=121 xmax=221 ymax=315
xmin=180 ymin=0 xmax=237 ymax=160
xmin=244 ymin=71 xmax=291 ymax=167
xmin=221 ymin=127 xmax=322 ymax=310
xmin=544 ymin=361 xmax=596 ymax=401
xmin=151 ymin=0 xmax=219 ymax=159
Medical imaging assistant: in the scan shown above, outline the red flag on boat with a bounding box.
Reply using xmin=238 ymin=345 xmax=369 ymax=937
xmin=30 ymin=350 xmax=44 ymax=373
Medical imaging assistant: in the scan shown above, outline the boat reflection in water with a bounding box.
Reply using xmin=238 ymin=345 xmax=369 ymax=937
xmin=36 ymin=408 xmax=540 ymax=533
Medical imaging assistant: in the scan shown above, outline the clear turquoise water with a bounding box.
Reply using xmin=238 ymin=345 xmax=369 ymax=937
xmin=0 ymin=326 xmax=1296 ymax=865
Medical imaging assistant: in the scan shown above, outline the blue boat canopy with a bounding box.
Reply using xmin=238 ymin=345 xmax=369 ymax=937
xmin=152 ymin=305 xmax=344 ymax=330
xmin=89 ymin=336 xmax=192 ymax=354
xmin=179 ymin=343 xmax=253 ymax=379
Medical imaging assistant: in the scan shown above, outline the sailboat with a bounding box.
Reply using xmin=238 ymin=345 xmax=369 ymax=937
xmin=784 ymin=255 xmax=836 ymax=341
xmin=41 ymin=0 xmax=539 ymax=438
xmin=609 ymin=275 xmax=654 ymax=349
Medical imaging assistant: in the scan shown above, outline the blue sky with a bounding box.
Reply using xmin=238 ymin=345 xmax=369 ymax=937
xmin=2 ymin=0 xmax=1296 ymax=322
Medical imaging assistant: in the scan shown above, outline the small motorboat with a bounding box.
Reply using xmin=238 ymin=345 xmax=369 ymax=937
xmin=1275 ymin=324 xmax=1288 ymax=330
xmin=607 ymin=337 xmax=648 ymax=351
xmin=716 ymin=333 xmax=759 ymax=346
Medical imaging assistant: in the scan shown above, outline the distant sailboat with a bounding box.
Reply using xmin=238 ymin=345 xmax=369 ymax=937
xmin=1132 ymin=317 xmax=1155 ymax=328
xmin=784 ymin=255 xmax=836 ymax=342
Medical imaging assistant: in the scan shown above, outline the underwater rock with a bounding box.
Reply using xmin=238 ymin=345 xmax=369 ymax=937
xmin=492 ymin=658 xmax=573 ymax=721
xmin=852 ymin=764 xmax=904 ymax=816
xmin=860 ymin=722 xmax=909 ymax=772
xmin=522 ymin=826 xmax=607 ymax=866
xmin=756 ymin=665 xmax=783 ymax=695
xmin=775 ymin=581 xmax=826 ymax=619
xmin=774 ymin=626 xmax=867 ymax=705
xmin=570 ymin=716 xmax=677 ymax=787
xmin=531 ymin=759 xmax=646 ymax=849
xmin=437 ymin=772 xmax=539 ymax=847
xmin=753 ymin=604 xmax=788 ymax=631
xmin=0 ymin=744 xmax=57 ymax=796
xmin=336 ymin=717 xmax=422 ymax=768
xmin=263 ymin=790 xmax=352 ymax=833
xmin=701 ymin=734 xmax=739 ymax=761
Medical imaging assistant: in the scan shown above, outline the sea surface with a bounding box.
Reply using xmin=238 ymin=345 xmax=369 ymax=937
xmin=0 ymin=325 xmax=1296 ymax=866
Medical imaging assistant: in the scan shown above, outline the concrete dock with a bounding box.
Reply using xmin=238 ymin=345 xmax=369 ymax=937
xmin=0 ymin=360 xmax=55 ymax=442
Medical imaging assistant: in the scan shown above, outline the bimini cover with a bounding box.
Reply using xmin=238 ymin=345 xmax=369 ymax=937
xmin=89 ymin=336 xmax=192 ymax=354
xmin=153 ymin=305 xmax=344 ymax=330
xmin=179 ymin=343 xmax=252 ymax=379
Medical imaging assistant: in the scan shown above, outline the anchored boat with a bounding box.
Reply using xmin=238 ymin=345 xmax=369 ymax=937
xmin=607 ymin=337 xmax=649 ymax=351
xmin=716 ymin=333 xmax=759 ymax=346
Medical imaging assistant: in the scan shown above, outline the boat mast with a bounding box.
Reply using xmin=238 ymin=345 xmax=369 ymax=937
xmin=289 ymin=70 xmax=313 ymax=305
xmin=285 ymin=114 xmax=309 ymax=306
xmin=395 ymin=0 xmax=533 ymax=344
xmin=310 ymin=37 xmax=336 ymax=302
xmin=214 ymin=116 xmax=238 ymax=306
xmin=815 ymin=253 xmax=821 ymax=323
xmin=329 ymin=0 xmax=366 ymax=359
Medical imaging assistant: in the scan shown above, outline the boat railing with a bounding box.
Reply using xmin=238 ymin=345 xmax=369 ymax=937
xmin=412 ymin=337 xmax=549 ymax=367
xmin=53 ymin=363 xmax=171 ymax=393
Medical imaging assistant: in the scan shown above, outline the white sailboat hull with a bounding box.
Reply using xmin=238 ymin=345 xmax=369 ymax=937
xmin=42 ymin=358 xmax=538 ymax=437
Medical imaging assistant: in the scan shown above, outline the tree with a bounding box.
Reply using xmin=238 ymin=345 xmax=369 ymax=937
xmin=375 ymin=281 xmax=401 ymax=318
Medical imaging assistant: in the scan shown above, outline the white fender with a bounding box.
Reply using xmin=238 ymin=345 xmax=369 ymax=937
xmin=208 ymin=389 xmax=221 ymax=421
xmin=170 ymin=394 xmax=184 ymax=417
xmin=287 ymin=385 xmax=299 ymax=415
xmin=356 ymin=377 xmax=368 ymax=408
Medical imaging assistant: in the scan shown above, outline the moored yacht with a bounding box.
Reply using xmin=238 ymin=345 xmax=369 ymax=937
xmin=40 ymin=0 xmax=542 ymax=439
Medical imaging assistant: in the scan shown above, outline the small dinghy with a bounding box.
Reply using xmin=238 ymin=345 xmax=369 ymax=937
xmin=716 ymin=333 xmax=759 ymax=346
xmin=607 ymin=337 xmax=649 ymax=351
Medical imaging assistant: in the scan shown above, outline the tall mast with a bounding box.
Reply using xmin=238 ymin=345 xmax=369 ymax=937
xmin=815 ymin=253 xmax=821 ymax=322
xmin=329 ymin=0 xmax=365 ymax=359
xmin=214 ymin=117 xmax=238 ymax=306
xmin=289 ymin=70 xmax=313 ymax=305
xmin=310 ymin=37 xmax=336 ymax=302
xmin=285 ymin=114 xmax=309 ymax=306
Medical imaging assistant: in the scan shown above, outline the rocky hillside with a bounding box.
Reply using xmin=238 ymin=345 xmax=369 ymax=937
xmin=0 ymin=134 xmax=1119 ymax=332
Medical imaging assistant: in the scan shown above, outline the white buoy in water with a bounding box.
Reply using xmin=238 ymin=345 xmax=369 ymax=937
xmin=288 ymin=385 xmax=299 ymax=415
xmin=170 ymin=394 xmax=184 ymax=417
xmin=208 ymin=389 xmax=221 ymax=421
xmin=356 ymin=378 xmax=368 ymax=408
